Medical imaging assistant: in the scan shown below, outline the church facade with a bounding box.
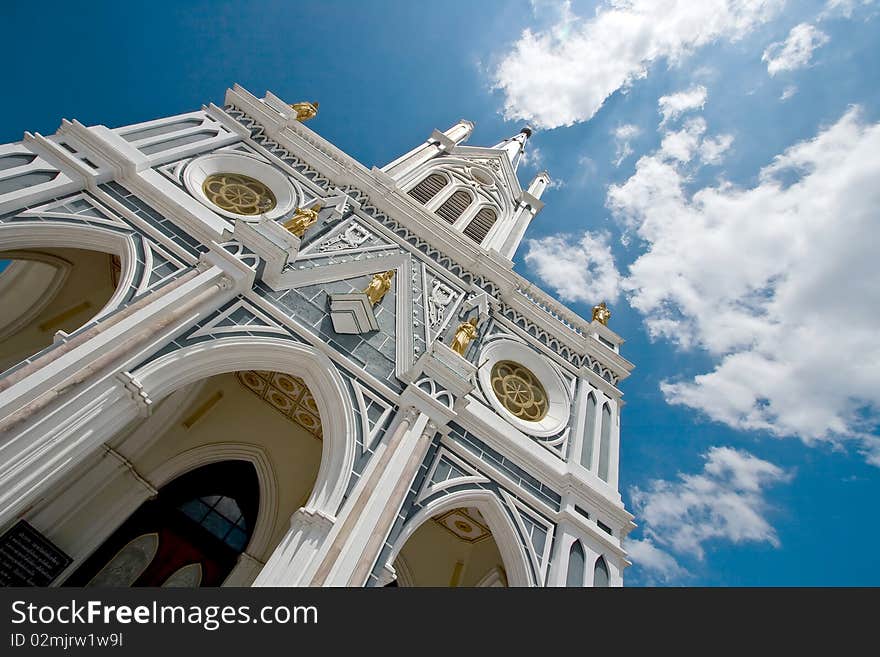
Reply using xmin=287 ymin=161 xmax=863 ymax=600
xmin=0 ymin=85 xmax=634 ymax=587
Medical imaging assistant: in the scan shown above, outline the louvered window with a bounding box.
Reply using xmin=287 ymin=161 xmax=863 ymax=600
xmin=463 ymin=207 xmax=497 ymax=243
xmin=435 ymin=190 xmax=472 ymax=224
xmin=407 ymin=173 xmax=447 ymax=204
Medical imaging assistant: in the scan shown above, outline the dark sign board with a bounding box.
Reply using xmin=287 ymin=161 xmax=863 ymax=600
xmin=0 ymin=519 xmax=72 ymax=586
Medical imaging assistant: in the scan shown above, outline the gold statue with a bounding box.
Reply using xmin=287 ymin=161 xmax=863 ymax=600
xmin=290 ymin=101 xmax=319 ymax=122
xmin=282 ymin=204 xmax=322 ymax=237
xmin=363 ymin=271 xmax=395 ymax=305
xmin=450 ymin=317 xmax=479 ymax=356
xmin=592 ymin=301 xmax=611 ymax=325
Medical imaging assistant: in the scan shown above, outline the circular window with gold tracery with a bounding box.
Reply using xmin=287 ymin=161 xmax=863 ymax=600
xmin=202 ymin=173 xmax=277 ymax=216
xmin=490 ymin=360 xmax=548 ymax=422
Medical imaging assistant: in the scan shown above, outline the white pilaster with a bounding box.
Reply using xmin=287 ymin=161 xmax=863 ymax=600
xmin=251 ymin=507 xmax=336 ymax=587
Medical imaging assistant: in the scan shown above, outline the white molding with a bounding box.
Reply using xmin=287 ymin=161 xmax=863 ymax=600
xmin=148 ymin=442 xmax=280 ymax=562
xmin=415 ymin=446 xmax=490 ymax=504
xmin=188 ymin=298 xmax=292 ymax=339
xmin=384 ymin=488 xmax=534 ymax=587
xmin=130 ymin=335 xmax=357 ymax=516
xmin=352 ymin=380 xmax=393 ymax=452
xmin=476 ymin=338 xmax=571 ymax=438
xmin=499 ymin=489 xmax=555 ymax=585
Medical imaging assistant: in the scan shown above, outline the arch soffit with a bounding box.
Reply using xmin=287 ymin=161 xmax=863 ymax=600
xmin=0 ymin=220 xmax=141 ymax=323
xmin=131 ymin=336 xmax=357 ymax=517
xmin=387 ymin=488 xmax=534 ymax=587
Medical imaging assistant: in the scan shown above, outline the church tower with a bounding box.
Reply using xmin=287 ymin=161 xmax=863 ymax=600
xmin=0 ymin=85 xmax=634 ymax=587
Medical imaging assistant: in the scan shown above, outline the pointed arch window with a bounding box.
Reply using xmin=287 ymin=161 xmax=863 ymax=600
xmin=86 ymin=533 xmax=158 ymax=587
xmin=67 ymin=460 xmax=258 ymax=587
xmin=598 ymin=403 xmax=612 ymax=482
xmin=580 ymin=392 xmax=597 ymax=469
xmin=179 ymin=495 xmax=249 ymax=551
xmin=407 ymin=173 xmax=448 ymax=205
xmin=162 ymin=563 xmax=203 ymax=587
xmin=0 ymin=153 xmax=37 ymax=171
xmin=566 ymin=540 xmax=585 ymax=587
xmin=435 ymin=190 xmax=472 ymax=224
xmin=463 ymin=207 xmax=498 ymax=243
xmin=594 ymin=556 xmax=610 ymax=587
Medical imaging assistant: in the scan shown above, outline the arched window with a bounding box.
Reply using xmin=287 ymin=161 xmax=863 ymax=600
xmin=0 ymin=153 xmax=37 ymax=171
xmin=594 ymin=556 xmax=610 ymax=587
xmin=463 ymin=207 xmax=497 ymax=243
xmin=580 ymin=392 xmax=597 ymax=469
xmin=179 ymin=494 xmax=249 ymax=551
xmin=87 ymin=533 xmax=158 ymax=587
xmin=435 ymin=190 xmax=472 ymax=224
xmin=66 ymin=460 xmax=259 ymax=587
xmin=0 ymin=170 xmax=58 ymax=195
xmin=407 ymin=173 xmax=447 ymax=205
xmin=162 ymin=563 xmax=203 ymax=587
xmin=566 ymin=540 xmax=585 ymax=587
xmin=598 ymin=403 xmax=612 ymax=482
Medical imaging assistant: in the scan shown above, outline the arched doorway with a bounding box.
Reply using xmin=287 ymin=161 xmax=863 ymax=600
xmin=65 ymin=461 xmax=259 ymax=587
xmin=384 ymin=490 xmax=534 ymax=587
xmin=0 ymin=247 xmax=120 ymax=372
xmin=18 ymin=337 xmax=357 ymax=586
xmin=38 ymin=361 xmax=339 ymax=586
xmin=391 ymin=506 xmax=509 ymax=587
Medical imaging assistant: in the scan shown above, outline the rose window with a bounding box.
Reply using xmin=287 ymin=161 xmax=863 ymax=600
xmin=490 ymin=360 xmax=548 ymax=422
xmin=202 ymin=173 xmax=276 ymax=215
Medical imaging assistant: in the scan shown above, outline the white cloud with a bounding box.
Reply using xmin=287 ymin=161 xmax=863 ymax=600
xmin=820 ymin=0 xmax=877 ymax=19
xmin=519 ymin=144 xmax=544 ymax=169
xmin=762 ymin=23 xmax=830 ymax=75
xmin=780 ymin=84 xmax=798 ymax=100
xmin=524 ymin=230 xmax=622 ymax=304
xmin=492 ymin=1 xmax=784 ymax=128
xmin=660 ymin=117 xmax=708 ymax=162
xmin=699 ymin=133 xmax=735 ymax=164
xmin=658 ymin=85 xmax=708 ymax=126
xmin=608 ymin=106 xmax=880 ymax=453
xmin=625 ymin=537 xmax=688 ymax=584
xmin=631 ymin=447 xmax=791 ymax=560
xmin=613 ymin=123 xmax=641 ymax=166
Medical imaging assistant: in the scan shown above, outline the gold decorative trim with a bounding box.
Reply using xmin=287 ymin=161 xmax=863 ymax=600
xmin=202 ymin=173 xmax=276 ymax=216
xmin=235 ymin=370 xmax=322 ymax=439
xmin=434 ymin=508 xmax=491 ymax=543
xmin=490 ymin=360 xmax=548 ymax=421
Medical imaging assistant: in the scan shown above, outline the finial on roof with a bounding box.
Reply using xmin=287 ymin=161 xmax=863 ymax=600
xmin=493 ymin=126 xmax=533 ymax=171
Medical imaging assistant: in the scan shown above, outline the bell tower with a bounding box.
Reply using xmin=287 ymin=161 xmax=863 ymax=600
xmin=380 ymin=122 xmax=551 ymax=261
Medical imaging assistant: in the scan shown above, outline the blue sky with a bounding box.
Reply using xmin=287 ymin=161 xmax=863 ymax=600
xmin=3 ymin=0 xmax=878 ymax=585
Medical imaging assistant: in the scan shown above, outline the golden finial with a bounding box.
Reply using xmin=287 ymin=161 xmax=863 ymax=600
xmin=282 ymin=205 xmax=322 ymax=237
xmin=592 ymin=301 xmax=611 ymax=325
xmin=363 ymin=270 xmax=395 ymax=305
xmin=290 ymin=101 xmax=319 ymax=122
xmin=450 ymin=317 xmax=479 ymax=356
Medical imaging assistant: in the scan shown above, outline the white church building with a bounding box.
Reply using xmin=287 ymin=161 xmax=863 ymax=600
xmin=0 ymin=85 xmax=634 ymax=587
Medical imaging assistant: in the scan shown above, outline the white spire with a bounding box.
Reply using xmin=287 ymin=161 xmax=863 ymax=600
xmin=492 ymin=127 xmax=532 ymax=171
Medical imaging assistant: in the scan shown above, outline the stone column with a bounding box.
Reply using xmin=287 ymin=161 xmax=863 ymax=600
xmin=344 ymin=417 xmax=439 ymax=586
xmin=306 ymin=406 xmax=428 ymax=587
xmin=312 ymin=414 xmax=438 ymax=586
